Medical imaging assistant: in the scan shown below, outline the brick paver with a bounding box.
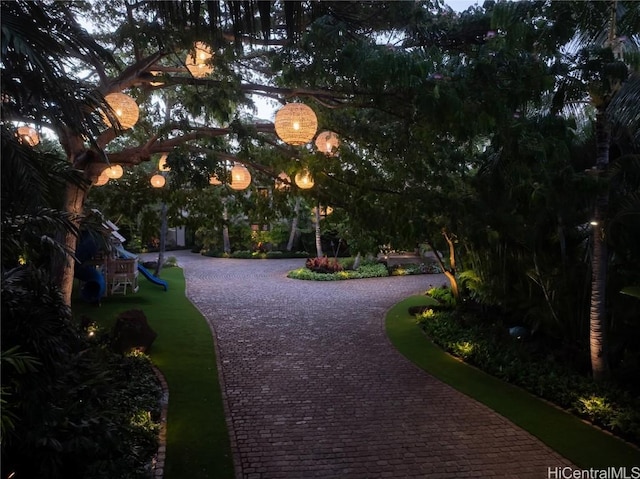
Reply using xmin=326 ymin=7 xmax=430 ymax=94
xmin=169 ymin=251 xmax=571 ymax=478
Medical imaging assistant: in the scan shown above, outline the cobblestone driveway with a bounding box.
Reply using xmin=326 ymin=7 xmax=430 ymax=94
xmin=170 ymin=251 xmax=571 ymax=478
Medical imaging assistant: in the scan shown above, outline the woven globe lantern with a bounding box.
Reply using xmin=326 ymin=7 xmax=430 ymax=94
xmin=209 ymin=174 xmax=222 ymax=186
xmin=94 ymin=171 xmax=110 ymax=186
xmin=294 ymin=169 xmax=314 ymax=189
xmin=315 ymin=131 xmax=340 ymax=156
xmin=17 ymin=126 xmax=40 ymax=146
xmin=185 ymin=42 xmax=213 ymax=78
xmin=150 ymin=174 xmax=166 ymax=188
xmin=158 ymin=153 xmax=171 ymax=172
xmin=230 ymin=163 xmax=251 ymax=191
xmin=105 ymin=164 xmax=123 ymax=179
xmin=274 ymin=171 xmax=291 ymax=191
xmin=104 ymin=93 xmax=139 ymax=129
xmin=274 ymin=103 xmax=318 ymax=145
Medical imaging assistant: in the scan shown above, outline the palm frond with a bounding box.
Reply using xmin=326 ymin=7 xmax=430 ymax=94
xmin=608 ymin=73 xmax=640 ymax=146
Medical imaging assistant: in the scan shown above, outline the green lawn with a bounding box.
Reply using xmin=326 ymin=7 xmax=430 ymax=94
xmin=72 ymin=267 xmax=234 ymax=479
xmin=385 ymin=295 xmax=640 ymax=468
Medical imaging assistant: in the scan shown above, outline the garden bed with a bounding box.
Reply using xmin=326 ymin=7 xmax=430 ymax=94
xmin=414 ymin=289 xmax=640 ymax=447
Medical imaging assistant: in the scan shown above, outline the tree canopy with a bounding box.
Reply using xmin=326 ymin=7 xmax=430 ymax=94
xmin=2 ymin=0 xmax=640 ymax=381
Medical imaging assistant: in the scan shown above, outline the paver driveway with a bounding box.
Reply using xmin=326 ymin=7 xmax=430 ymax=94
xmin=171 ymin=251 xmax=571 ymax=478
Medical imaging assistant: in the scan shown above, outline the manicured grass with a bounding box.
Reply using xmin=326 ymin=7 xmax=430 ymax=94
xmin=72 ymin=268 xmax=234 ymax=479
xmin=385 ymin=295 xmax=640 ymax=468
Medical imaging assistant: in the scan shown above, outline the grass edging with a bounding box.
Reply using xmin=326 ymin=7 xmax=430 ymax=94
xmin=73 ymin=268 xmax=234 ymax=479
xmin=385 ymin=295 xmax=640 ymax=468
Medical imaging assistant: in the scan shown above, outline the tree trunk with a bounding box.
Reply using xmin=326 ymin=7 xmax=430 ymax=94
xmin=222 ymin=201 xmax=231 ymax=254
xmin=314 ymin=201 xmax=323 ymax=258
xmin=589 ymin=110 xmax=611 ymax=381
xmin=286 ymin=196 xmax=301 ymax=252
xmin=353 ymin=252 xmax=362 ymax=270
xmin=154 ymin=202 xmax=167 ymax=277
xmin=58 ymin=181 xmax=89 ymax=306
xmin=426 ymin=233 xmax=459 ymax=301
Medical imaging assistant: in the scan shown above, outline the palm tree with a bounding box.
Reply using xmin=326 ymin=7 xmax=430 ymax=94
xmin=555 ymin=0 xmax=638 ymax=380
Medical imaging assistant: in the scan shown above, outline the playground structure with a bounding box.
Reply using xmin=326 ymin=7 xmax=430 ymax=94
xmin=75 ymin=219 xmax=168 ymax=303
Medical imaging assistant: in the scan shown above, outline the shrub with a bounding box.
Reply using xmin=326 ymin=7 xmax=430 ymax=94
xmin=1 ymin=266 xmax=162 ymax=478
xmin=426 ymin=287 xmax=456 ymax=308
xmin=230 ymin=250 xmax=253 ymax=259
xmin=305 ymin=256 xmax=343 ymax=273
xmin=415 ymin=307 xmax=640 ymax=445
xmin=164 ymin=256 xmax=178 ymax=268
xmin=288 ymin=263 xmax=388 ymax=281
xmin=388 ymin=261 xmax=442 ymax=276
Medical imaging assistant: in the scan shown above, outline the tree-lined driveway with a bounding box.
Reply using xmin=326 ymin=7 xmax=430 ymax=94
xmin=173 ymin=251 xmax=571 ymax=478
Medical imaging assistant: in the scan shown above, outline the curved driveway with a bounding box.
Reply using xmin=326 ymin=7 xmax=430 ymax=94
xmin=172 ymin=251 xmax=571 ymax=478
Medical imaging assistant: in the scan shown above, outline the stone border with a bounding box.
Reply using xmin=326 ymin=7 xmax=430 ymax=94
xmin=151 ymin=365 xmax=169 ymax=479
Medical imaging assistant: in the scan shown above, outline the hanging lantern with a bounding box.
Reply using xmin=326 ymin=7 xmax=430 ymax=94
xmin=274 ymin=103 xmax=318 ymax=145
xmin=16 ymin=126 xmax=40 ymax=146
xmin=230 ymin=163 xmax=251 ymax=190
xmin=294 ymin=169 xmax=314 ymax=189
xmin=94 ymin=171 xmax=110 ymax=186
xmin=185 ymin=42 xmax=213 ymax=78
xmin=315 ymin=131 xmax=340 ymax=156
xmin=150 ymin=174 xmax=166 ymax=188
xmin=209 ymin=174 xmax=222 ymax=185
xmin=158 ymin=153 xmax=170 ymax=172
xmin=104 ymin=92 xmax=139 ymax=129
xmin=274 ymin=171 xmax=291 ymax=191
xmin=105 ymin=164 xmax=123 ymax=179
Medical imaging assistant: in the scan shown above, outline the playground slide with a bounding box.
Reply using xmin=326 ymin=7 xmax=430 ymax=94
xmin=114 ymin=244 xmax=169 ymax=291
xmin=75 ymin=264 xmax=107 ymax=303
xmin=137 ymin=263 xmax=169 ymax=291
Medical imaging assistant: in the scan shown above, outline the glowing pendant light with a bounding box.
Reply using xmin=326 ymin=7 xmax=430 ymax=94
xmin=16 ymin=126 xmax=40 ymax=146
xmin=294 ymin=168 xmax=314 ymax=189
xmin=103 ymin=92 xmax=139 ymax=129
xmin=150 ymin=174 xmax=166 ymax=188
xmin=274 ymin=103 xmax=318 ymax=145
xmin=105 ymin=164 xmax=123 ymax=179
xmin=274 ymin=171 xmax=291 ymax=191
xmin=230 ymin=163 xmax=251 ymax=191
xmin=94 ymin=171 xmax=110 ymax=186
xmin=315 ymin=131 xmax=340 ymax=156
xmin=185 ymin=42 xmax=213 ymax=77
xmin=158 ymin=153 xmax=171 ymax=172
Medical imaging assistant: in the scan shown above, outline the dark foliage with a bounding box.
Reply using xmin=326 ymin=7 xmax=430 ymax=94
xmin=1 ymin=266 xmax=161 ymax=479
xmin=305 ymin=256 xmax=344 ymax=273
xmin=416 ymin=306 xmax=640 ymax=445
